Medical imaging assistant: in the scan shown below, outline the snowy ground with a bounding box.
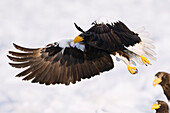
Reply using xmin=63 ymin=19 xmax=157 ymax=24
xmin=0 ymin=0 xmax=170 ymax=113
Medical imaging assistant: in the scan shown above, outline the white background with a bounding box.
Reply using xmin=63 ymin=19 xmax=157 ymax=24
xmin=0 ymin=0 xmax=170 ymax=113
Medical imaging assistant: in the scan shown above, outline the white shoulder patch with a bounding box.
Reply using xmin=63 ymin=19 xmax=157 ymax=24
xmin=70 ymin=41 xmax=85 ymax=52
xmin=58 ymin=39 xmax=85 ymax=54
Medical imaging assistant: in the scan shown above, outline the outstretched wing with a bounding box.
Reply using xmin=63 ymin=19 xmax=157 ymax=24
xmin=79 ymin=21 xmax=141 ymax=52
xmin=7 ymin=43 xmax=113 ymax=85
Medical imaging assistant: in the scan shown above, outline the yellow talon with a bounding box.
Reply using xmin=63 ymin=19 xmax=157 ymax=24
xmin=128 ymin=65 xmax=138 ymax=74
xmin=140 ymin=55 xmax=151 ymax=65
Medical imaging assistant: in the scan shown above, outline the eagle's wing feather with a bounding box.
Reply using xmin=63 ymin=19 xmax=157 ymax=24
xmin=8 ymin=43 xmax=114 ymax=85
xmin=110 ymin=21 xmax=141 ymax=47
xmin=81 ymin=21 xmax=156 ymax=66
xmin=81 ymin=21 xmax=141 ymax=52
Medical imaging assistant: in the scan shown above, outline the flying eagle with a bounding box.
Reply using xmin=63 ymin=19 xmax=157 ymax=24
xmin=151 ymin=100 xmax=169 ymax=113
xmin=7 ymin=20 xmax=156 ymax=85
xmin=153 ymin=72 xmax=170 ymax=101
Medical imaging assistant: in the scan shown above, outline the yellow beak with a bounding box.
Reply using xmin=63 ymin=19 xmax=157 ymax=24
xmin=153 ymin=78 xmax=162 ymax=86
xmin=74 ymin=36 xmax=84 ymax=43
xmin=151 ymin=103 xmax=161 ymax=110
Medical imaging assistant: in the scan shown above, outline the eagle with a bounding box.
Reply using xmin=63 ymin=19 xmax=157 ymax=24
xmin=153 ymin=72 xmax=170 ymax=101
xmin=151 ymin=100 xmax=169 ymax=113
xmin=7 ymin=20 xmax=156 ymax=85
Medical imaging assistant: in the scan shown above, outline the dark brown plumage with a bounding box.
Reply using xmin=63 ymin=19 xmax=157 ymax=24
xmin=8 ymin=43 xmax=113 ymax=85
xmin=8 ymin=20 xmax=156 ymax=85
xmin=78 ymin=21 xmax=141 ymax=53
xmin=154 ymin=72 xmax=170 ymax=101
xmin=152 ymin=100 xmax=169 ymax=113
xmin=74 ymin=21 xmax=155 ymax=74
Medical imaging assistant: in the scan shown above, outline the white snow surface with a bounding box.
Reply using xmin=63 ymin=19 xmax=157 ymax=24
xmin=0 ymin=0 xmax=170 ymax=113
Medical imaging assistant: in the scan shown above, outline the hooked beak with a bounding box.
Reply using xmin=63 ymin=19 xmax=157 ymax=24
xmin=151 ymin=103 xmax=161 ymax=110
xmin=153 ymin=78 xmax=162 ymax=86
xmin=74 ymin=36 xmax=84 ymax=43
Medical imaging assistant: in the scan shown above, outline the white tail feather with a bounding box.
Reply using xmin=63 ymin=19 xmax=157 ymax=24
xmin=125 ymin=27 xmax=156 ymax=65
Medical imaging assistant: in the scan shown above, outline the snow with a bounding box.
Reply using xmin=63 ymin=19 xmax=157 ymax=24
xmin=0 ymin=0 xmax=170 ymax=113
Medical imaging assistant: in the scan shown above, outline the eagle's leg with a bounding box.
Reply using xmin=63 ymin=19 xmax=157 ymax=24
xmin=140 ymin=55 xmax=151 ymax=66
xmin=114 ymin=51 xmax=138 ymax=74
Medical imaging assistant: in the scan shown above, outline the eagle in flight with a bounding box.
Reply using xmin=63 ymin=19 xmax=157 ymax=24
xmin=7 ymin=19 xmax=156 ymax=85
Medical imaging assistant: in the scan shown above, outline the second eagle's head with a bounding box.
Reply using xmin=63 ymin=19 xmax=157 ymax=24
xmin=153 ymin=72 xmax=169 ymax=86
xmin=151 ymin=100 xmax=169 ymax=113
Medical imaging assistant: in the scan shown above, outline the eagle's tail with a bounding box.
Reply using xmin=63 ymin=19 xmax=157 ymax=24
xmin=125 ymin=27 xmax=157 ymax=65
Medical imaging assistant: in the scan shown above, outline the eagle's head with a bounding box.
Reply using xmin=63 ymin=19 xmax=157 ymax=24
xmin=151 ymin=100 xmax=169 ymax=113
xmin=153 ymin=72 xmax=169 ymax=86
